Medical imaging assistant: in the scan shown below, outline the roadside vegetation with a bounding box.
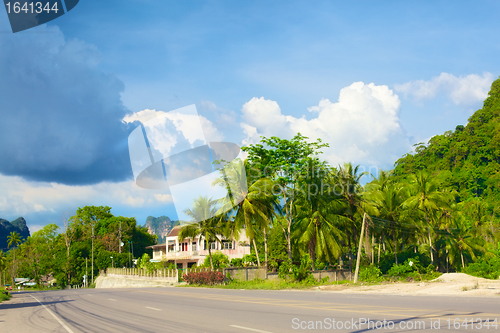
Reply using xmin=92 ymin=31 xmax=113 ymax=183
xmin=0 ymin=291 xmax=11 ymax=303
xmin=2 ymin=78 xmax=500 ymax=290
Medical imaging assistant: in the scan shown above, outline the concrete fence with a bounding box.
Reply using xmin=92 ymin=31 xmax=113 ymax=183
xmin=106 ymin=267 xmax=178 ymax=283
xmin=223 ymin=267 xmax=267 ymax=281
xmin=105 ymin=267 xmax=351 ymax=283
xmin=267 ymin=269 xmax=352 ymax=282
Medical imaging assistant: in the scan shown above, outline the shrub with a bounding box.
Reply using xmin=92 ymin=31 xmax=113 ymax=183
xmin=230 ymin=258 xmax=243 ymax=267
xmin=464 ymin=256 xmax=500 ymax=280
xmin=293 ymin=254 xmax=313 ymax=282
xmin=359 ymin=265 xmax=382 ymax=282
xmin=387 ymin=258 xmax=421 ymax=280
xmin=278 ymin=259 xmax=294 ymax=280
xmin=182 ymin=271 xmax=225 ymax=285
xmin=201 ymin=251 xmax=230 ymax=269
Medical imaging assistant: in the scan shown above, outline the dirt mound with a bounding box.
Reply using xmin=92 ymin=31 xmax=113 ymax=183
xmin=434 ymin=273 xmax=497 ymax=283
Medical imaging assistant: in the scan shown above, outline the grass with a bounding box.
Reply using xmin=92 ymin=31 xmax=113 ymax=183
xmin=179 ymin=278 xmax=353 ymax=290
xmin=0 ymin=292 xmax=12 ymax=303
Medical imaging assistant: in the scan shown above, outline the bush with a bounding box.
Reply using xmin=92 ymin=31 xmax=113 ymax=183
xmin=359 ymin=265 xmax=382 ymax=282
xmin=464 ymin=256 xmax=500 ymax=280
xmin=293 ymin=254 xmax=313 ymax=282
xmin=378 ymin=250 xmax=431 ymax=274
xmin=387 ymin=258 xmax=421 ymax=280
xmin=201 ymin=251 xmax=230 ymax=269
xmin=182 ymin=271 xmax=225 ymax=285
xmin=230 ymin=258 xmax=243 ymax=267
xmin=278 ymin=259 xmax=294 ymax=280
xmin=0 ymin=292 xmax=11 ymax=303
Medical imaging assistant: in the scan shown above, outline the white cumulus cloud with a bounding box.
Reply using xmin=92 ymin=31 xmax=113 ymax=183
xmin=394 ymin=72 xmax=494 ymax=105
xmin=241 ymin=82 xmax=411 ymax=168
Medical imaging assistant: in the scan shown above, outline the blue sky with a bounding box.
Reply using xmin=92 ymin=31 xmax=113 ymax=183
xmin=1 ymin=0 xmax=499 ymax=232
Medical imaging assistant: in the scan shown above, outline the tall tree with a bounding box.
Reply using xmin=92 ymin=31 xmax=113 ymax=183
xmin=404 ymin=171 xmax=452 ymax=265
xmin=0 ymin=250 xmax=5 ymax=287
xmin=295 ymin=158 xmax=346 ymax=269
xmin=179 ymin=196 xmax=223 ymax=270
xmin=214 ymin=159 xmax=278 ymax=266
xmin=242 ymin=133 xmax=328 ymax=260
xmin=7 ymin=231 xmax=21 ymax=285
xmin=333 ymin=163 xmax=367 ymax=270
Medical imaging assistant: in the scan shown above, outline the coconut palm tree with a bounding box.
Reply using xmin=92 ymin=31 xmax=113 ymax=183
xmin=404 ymin=171 xmax=452 ymax=265
xmin=367 ymin=182 xmax=410 ymax=264
xmin=7 ymin=231 xmax=22 ymax=285
xmin=295 ymin=158 xmax=347 ymax=269
xmin=0 ymin=250 xmax=5 ymax=287
xmin=332 ymin=163 xmax=367 ymax=270
xmin=179 ymin=196 xmax=223 ymax=270
xmin=444 ymin=213 xmax=485 ymax=269
xmin=214 ymin=159 xmax=278 ymax=267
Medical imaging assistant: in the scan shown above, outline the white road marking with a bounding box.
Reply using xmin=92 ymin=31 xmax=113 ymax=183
xmin=108 ymin=298 xmax=117 ymax=301
xmin=29 ymin=294 xmax=74 ymax=333
xmin=145 ymin=306 xmax=161 ymax=311
xmin=230 ymin=325 xmax=273 ymax=333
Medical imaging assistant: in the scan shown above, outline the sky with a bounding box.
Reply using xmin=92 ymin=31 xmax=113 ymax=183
xmin=1 ymin=0 xmax=499 ymax=233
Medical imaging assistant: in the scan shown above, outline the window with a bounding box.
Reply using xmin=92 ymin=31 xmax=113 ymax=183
xmin=223 ymin=241 xmax=233 ymax=250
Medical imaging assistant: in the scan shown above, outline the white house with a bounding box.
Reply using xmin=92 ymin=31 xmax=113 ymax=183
xmin=146 ymin=225 xmax=251 ymax=269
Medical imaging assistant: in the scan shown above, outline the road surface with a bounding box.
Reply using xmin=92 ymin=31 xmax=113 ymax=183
xmin=1 ymin=287 xmax=499 ymax=332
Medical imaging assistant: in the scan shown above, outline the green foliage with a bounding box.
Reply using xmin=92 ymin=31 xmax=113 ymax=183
xmin=464 ymin=256 xmax=500 ymax=280
xmin=0 ymin=292 xmax=11 ymax=303
xmin=293 ymin=253 xmax=313 ymax=282
xmin=394 ymin=76 xmax=500 ymax=207
xmin=201 ymin=251 xmax=229 ymax=269
xmin=359 ymin=265 xmax=382 ymax=282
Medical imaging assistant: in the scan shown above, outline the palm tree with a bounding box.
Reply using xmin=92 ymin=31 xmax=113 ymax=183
xmin=333 ymin=163 xmax=367 ymax=270
xmin=367 ymin=182 xmax=410 ymax=264
xmin=179 ymin=196 xmax=223 ymax=270
xmin=7 ymin=231 xmax=22 ymax=285
xmin=0 ymin=250 xmax=5 ymax=287
xmin=404 ymin=171 xmax=452 ymax=265
xmin=214 ymin=159 xmax=278 ymax=267
xmin=444 ymin=213 xmax=484 ymax=269
xmin=295 ymin=158 xmax=347 ymax=269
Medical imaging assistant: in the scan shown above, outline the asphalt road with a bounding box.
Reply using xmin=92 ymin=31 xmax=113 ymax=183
xmin=1 ymin=287 xmax=499 ymax=332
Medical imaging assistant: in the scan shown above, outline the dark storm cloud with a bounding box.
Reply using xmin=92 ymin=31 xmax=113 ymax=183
xmin=0 ymin=16 xmax=133 ymax=185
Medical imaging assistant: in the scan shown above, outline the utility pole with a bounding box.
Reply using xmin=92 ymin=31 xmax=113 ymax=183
xmin=118 ymin=221 xmax=122 ymax=253
xmin=91 ymin=225 xmax=94 ymax=285
xmin=353 ymin=213 xmax=367 ymax=283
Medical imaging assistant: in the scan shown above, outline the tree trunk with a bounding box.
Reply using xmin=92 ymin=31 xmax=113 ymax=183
xmin=461 ymin=249 xmax=465 ymax=269
xmin=392 ymin=223 xmax=397 ymax=265
xmin=263 ymin=228 xmax=268 ymax=268
xmin=364 ymin=223 xmax=371 ymax=264
xmin=207 ymin=232 xmax=214 ymax=270
xmin=378 ymin=236 xmax=381 ymax=264
xmin=428 ymin=227 xmax=434 ymax=264
xmin=382 ymin=233 xmax=386 ymax=254
xmin=347 ymin=228 xmax=353 ymax=272
xmin=252 ymin=238 xmax=261 ymax=266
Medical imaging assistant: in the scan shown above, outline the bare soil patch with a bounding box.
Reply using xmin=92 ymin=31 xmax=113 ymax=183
xmin=319 ymin=273 xmax=500 ymax=297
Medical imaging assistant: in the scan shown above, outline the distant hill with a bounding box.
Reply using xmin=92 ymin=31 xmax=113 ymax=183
xmin=394 ymin=76 xmax=500 ymax=206
xmin=144 ymin=216 xmax=177 ymax=244
xmin=0 ymin=217 xmax=30 ymax=252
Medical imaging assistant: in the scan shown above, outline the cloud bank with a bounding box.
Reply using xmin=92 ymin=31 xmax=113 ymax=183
xmin=0 ymin=15 xmax=132 ymax=185
xmin=394 ymin=72 xmax=494 ymax=105
xmin=241 ymin=82 xmax=411 ymax=168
